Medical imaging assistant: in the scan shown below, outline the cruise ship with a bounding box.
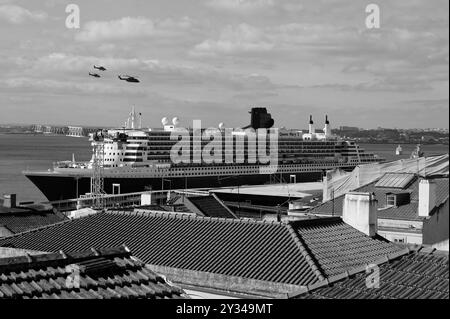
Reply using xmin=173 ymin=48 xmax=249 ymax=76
xmin=24 ymin=108 xmax=384 ymax=201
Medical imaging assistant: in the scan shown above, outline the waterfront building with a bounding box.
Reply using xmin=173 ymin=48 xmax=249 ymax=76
xmin=308 ymin=173 xmax=449 ymax=249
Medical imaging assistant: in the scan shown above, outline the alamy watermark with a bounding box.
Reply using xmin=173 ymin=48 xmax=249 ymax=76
xmin=65 ymin=4 xmax=80 ymax=29
xmin=65 ymin=3 xmax=381 ymax=30
xmin=65 ymin=264 xmax=81 ymax=289
xmin=366 ymin=4 xmax=381 ymax=29
xmin=365 ymin=264 xmax=380 ymax=289
xmin=169 ymin=121 xmax=279 ymax=174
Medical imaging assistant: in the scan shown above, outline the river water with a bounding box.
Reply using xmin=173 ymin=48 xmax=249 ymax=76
xmin=0 ymin=134 xmax=448 ymax=203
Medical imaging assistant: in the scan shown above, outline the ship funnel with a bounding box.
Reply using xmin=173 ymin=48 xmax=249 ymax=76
xmin=324 ymin=115 xmax=331 ymax=138
xmin=243 ymin=107 xmax=274 ymax=130
xmin=309 ymin=115 xmax=315 ymax=134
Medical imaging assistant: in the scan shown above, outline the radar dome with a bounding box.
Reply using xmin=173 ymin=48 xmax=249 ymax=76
xmin=161 ymin=117 xmax=169 ymax=126
xmin=172 ymin=117 xmax=180 ymax=126
xmin=219 ymin=123 xmax=225 ymax=130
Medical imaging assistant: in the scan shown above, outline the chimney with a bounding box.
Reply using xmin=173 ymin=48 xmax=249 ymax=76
xmin=3 ymin=194 xmax=17 ymax=208
xmin=418 ymin=179 xmax=436 ymax=217
xmin=343 ymin=192 xmax=377 ymax=236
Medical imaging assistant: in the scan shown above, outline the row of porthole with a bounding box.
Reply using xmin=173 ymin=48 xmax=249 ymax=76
xmin=106 ymin=161 xmax=345 ymax=174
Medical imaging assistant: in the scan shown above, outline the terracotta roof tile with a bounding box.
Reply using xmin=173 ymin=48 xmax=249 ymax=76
xmin=293 ymin=248 xmax=449 ymax=299
xmin=0 ymin=211 xmax=67 ymax=234
xmin=292 ymin=218 xmax=402 ymax=276
xmin=0 ymin=246 xmax=184 ymax=299
xmin=0 ymin=211 xmax=404 ymax=290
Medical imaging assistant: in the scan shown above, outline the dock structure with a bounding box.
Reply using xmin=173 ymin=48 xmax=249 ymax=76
xmin=67 ymin=126 xmax=84 ymax=137
xmin=44 ymin=190 xmax=169 ymax=213
xmin=30 ymin=124 xmax=100 ymax=137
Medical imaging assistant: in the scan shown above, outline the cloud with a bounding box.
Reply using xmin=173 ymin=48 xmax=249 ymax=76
xmin=0 ymin=4 xmax=47 ymax=24
xmin=4 ymin=52 xmax=281 ymax=101
xmin=301 ymin=76 xmax=435 ymax=93
xmin=402 ymin=99 xmax=450 ymax=110
xmin=206 ymin=0 xmax=274 ymax=12
xmin=191 ymin=18 xmax=448 ymax=92
xmin=205 ymin=0 xmax=303 ymax=14
xmin=192 ymin=23 xmax=273 ymax=56
xmin=0 ymin=76 xmax=148 ymax=97
xmin=29 ymin=53 xmax=152 ymax=73
xmin=75 ymin=16 xmax=194 ymax=42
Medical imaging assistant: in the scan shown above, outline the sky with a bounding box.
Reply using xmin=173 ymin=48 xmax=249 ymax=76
xmin=0 ymin=0 xmax=448 ymax=129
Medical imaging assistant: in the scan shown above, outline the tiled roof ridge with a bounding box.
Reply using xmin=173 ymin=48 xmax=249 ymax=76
xmin=285 ymin=223 xmax=326 ymax=282
xmin=289 ymin=216 xmax=342 ymax=228
xmin=120 ymin=209 xmax=283 ymax=226
xmin=0 ymin=245 xmax=132 ymax=271
xmin=407 ymin=244 xmax=449 ymax=257
xmin=430 ymin=194 xmax=450 ymax=216
xmin=306 ymin=193 xmax=345 ymax=214
xmin=286 ymin=246 xmax=414 ymax=298
xmin=0 ymin=208 xmax=268 ymax=241
xmin=0 ymin=224 xmax=13 ymax=233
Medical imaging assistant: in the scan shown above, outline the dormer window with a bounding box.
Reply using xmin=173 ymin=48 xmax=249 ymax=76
xmin=386 ymin=194 xmax=397 ymax=207
xmin=385 ymin=192 xmax=410 ymax=207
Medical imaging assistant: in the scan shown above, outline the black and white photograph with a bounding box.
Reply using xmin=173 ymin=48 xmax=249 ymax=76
xmin=0 ymin=0 xmax=448 ymax=309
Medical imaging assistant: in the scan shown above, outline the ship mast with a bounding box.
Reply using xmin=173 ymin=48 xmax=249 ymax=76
xmin=90 ymin=131 xmax=105 ymax=209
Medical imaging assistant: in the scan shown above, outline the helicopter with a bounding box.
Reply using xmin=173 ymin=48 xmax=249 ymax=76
xmin=89 ymin=72 xmax=101 ymax=78
xmin=93 ymin=65 xmax=107 ymax=71
xmin=118 ymin=75 xmax=140 ymax=83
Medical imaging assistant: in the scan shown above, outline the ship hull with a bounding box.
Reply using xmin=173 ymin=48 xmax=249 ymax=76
xmin=25 ymin=172 xmax=324 ymax=202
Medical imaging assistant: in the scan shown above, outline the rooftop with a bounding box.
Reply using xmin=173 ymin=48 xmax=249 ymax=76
xmin=292 ymin=246 xmax=449 ymax=299
xmin=292 ymin=218 xmax=405 ymax=277
xmin=0 ymin=204 xmax=67 ymax=234
xmin=0 ymin=246 xmax=185 ymax=299
xmin=309 ymin=174 xmax=449 ymax=221
xmin=0 ymin=211 xmax=403 ymax=296
xmin=183 ymin=195 xmax=237 ymax=219
xmin=374 ymin=173 xmax=417 ymax=189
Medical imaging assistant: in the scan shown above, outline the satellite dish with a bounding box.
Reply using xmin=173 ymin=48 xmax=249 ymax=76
xmin=161 ymin=117 xmax=169 ymax=126
xmin=219 ymin=123 xmax=225 ymax=130
xmin=172 ymin=117 xmax=179 ymax=126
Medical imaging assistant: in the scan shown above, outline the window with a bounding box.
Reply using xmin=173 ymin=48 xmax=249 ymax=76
xmin=393 ymin=238 xmax=405 ymax=243
xmin=386 ymin=194 xmax=397 ymax=207
xmin=112 ymin=184 xmax=120 ymax=195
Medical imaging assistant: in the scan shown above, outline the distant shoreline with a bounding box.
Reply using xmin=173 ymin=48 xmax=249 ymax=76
xmin=360 ymin=142 xmax=449 ymax=146
xmin=0 ymin=132 xmax=89 ymax=138
xmin=1 ymin=132 xmax=446 ymax=146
